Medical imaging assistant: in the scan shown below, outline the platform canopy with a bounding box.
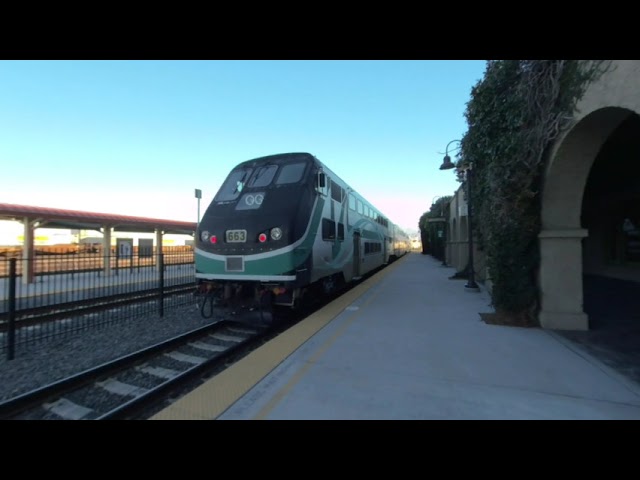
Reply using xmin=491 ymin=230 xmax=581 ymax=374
xmin=0 ymin=203 xmax=196 ymax=235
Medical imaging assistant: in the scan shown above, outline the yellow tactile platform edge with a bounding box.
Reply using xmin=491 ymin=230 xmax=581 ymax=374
xmin=150 ymin=254 xmax=408 ymax=420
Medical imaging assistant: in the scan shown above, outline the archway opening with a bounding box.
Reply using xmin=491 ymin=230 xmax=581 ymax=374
xmin=581 ymin=112 xmax=640 ymax=330
xmin=540 ymin=106 xmax=634 ymax=330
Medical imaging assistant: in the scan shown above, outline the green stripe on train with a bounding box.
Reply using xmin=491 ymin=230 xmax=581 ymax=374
xmin=195 ymin=247 xmax=308 ymax=275
xmin=195 ymin=197 xmax=326 ymax=276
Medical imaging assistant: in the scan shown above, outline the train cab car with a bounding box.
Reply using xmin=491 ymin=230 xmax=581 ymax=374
xmin=195 ymin=152 xmax=407 ymax=320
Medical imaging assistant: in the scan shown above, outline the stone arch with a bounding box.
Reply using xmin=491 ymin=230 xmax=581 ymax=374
xmin=539 ymin=107 xmax=636 ymax=329
xmin=542 ymin=107 xmax=634 ymax=230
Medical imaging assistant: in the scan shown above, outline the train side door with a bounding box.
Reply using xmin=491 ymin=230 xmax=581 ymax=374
xmin=353 ymin=231 xmax=361 ymax=278
xmin=383 ymin=235 xmax=388 ymax=264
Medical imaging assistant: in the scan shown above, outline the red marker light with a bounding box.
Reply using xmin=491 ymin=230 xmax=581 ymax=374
xmin=258 ymin=233 xmax=267 ymax=243
xmin=210 ymin=235 xmax=217 ymax=244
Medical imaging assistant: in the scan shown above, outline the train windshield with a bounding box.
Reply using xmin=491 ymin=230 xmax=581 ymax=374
xmin=215 ymin=168 xmax=253 ymax=202
xmin=248 ymin=165 xmax=278 ymax=187
xmin=214 ymin=161 xmax=309 ymax=203
xmin=275 ymin=162 xmax=306 ymax=184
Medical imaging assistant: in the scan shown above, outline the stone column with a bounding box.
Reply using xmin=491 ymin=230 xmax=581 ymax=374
xmin=102 ymin=226 xmax=112 ymax=276
xmin=21 ymin=217 xmax=34 ymax=284
xmin=538 ymin=228 xmax=589 ymax=330
xmin=156 ymin=228 xmax=163 ymax=272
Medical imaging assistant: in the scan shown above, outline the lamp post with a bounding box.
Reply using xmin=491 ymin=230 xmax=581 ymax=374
xmin=459 ymin=164 xmax=479 ymax=291
xmin=440 ymin=140 xmax=479 ymax=291
xmin=431 ymin=195 xmax=446 ymax=265
xmin=195 ymin=188 xmax=202 ymax=224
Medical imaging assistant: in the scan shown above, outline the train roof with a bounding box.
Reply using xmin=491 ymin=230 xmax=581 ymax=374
xmin=229 ymin=152 xmax=405 ymax=232
xmin=234 ymin=152 xmax=315 ymax=167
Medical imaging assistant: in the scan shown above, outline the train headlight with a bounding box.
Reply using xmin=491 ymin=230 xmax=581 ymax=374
xmin=200 ymin=230 xmax=210 ymax=242
xmin=270 ymin=227 xmax=283 ymax=241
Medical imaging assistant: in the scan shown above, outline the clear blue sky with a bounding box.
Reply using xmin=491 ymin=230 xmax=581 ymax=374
xmin=0 ymin=60 xmax=486 ymax=234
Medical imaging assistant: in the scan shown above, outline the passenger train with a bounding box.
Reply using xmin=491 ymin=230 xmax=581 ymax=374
xmin=195 ymin=152 xmax=410 ymax=321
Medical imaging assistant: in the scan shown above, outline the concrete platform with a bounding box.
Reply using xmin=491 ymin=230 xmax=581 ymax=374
xmin=152 ymin=253 xmax=640 ymax=420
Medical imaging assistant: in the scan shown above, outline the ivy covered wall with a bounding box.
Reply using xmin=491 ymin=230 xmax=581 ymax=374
xmin=455 ymin=60 xmax=610 ymax=323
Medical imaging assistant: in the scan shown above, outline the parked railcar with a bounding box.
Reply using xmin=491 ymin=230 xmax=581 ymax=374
xmin=195 ymin=152 xmax=408 ymax=321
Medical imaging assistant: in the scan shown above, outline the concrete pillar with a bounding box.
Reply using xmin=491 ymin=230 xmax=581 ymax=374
xmin=538 ymin=229 xmax=589 ymax=330
xmin=156 ymin=228 xmax=163 ymax=272
xmin=103 ymin=226 xmax=112 ymax=276
xmin=21 ymin=217 xmax=35 ymax=284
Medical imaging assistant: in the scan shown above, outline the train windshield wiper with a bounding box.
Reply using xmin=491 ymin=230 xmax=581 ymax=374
xmin=234 ymin=171 xmax=249 ymax=194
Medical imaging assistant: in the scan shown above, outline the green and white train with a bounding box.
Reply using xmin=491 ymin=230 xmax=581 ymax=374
xmin=195 ymin=152 xmax=410 ymax=319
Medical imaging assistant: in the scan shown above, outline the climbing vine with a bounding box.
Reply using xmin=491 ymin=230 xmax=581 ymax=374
xmin=457 ymin=60 xmax=611 ymax=323
xmin=418 ymin=196 xmax=452 ymax=231
xmin=418 ymin=196 xmax=452 ymax=255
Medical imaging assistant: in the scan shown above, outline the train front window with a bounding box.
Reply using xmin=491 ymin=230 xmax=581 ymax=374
xmin=248 ymin=165 xmax=278 ymax=187
xmin=215 ymin=168 xmax=253 ymax=202
xmin=275 ymin=162 xmax=307 ymax=184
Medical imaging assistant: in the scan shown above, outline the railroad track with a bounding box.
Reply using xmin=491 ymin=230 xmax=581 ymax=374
xmin=0 ymin=320 xmax=270 ymax=420
xmin=0 ymin=263 xmax=387 ymax=419
xmin=0 ymin=283 xmax=194 ymax=332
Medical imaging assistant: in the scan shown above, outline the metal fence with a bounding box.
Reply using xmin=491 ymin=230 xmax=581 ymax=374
xmin=0 ymin=248 xmax=196 ymax=359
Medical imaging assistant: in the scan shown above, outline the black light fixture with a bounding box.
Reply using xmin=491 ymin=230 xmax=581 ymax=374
xmin=437 ymin=140 xmax=459 ymax=268
xmin=458 ymin=163 xmax=479 ymax=291
xmin=440 ymin=155 xmax=456 ymax=171
xmin=440 ymin=139 xmax=479 ymax=292
xmin=439 ymin=140 xmax=459 ymax=171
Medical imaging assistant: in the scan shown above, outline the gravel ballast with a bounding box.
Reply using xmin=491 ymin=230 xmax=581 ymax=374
xmin=0 ymin=303 xmax=218 ymax=402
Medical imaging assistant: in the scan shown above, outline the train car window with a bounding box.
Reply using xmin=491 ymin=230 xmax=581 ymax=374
xmin=349 ymin=194 xmax=356 ymax=211
xmin=331 ymin=180 xmax=343 ymax=202
xmin=248 ymin=165 xmax=278 ymax=187
xmin=276 ymin=162 xmax=306 ymax=184
xmin=322 ymin=218 xmax=336 ymax=240
xmin=337 ymin=222 xmax=344 ymax=240
xmin=357 ymin=200 xmax=363 ymax=215
xmin=214 ymin=168 xmax=253 ymax=202
xmin=365 ymin=242 xmax=381 ymax=254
